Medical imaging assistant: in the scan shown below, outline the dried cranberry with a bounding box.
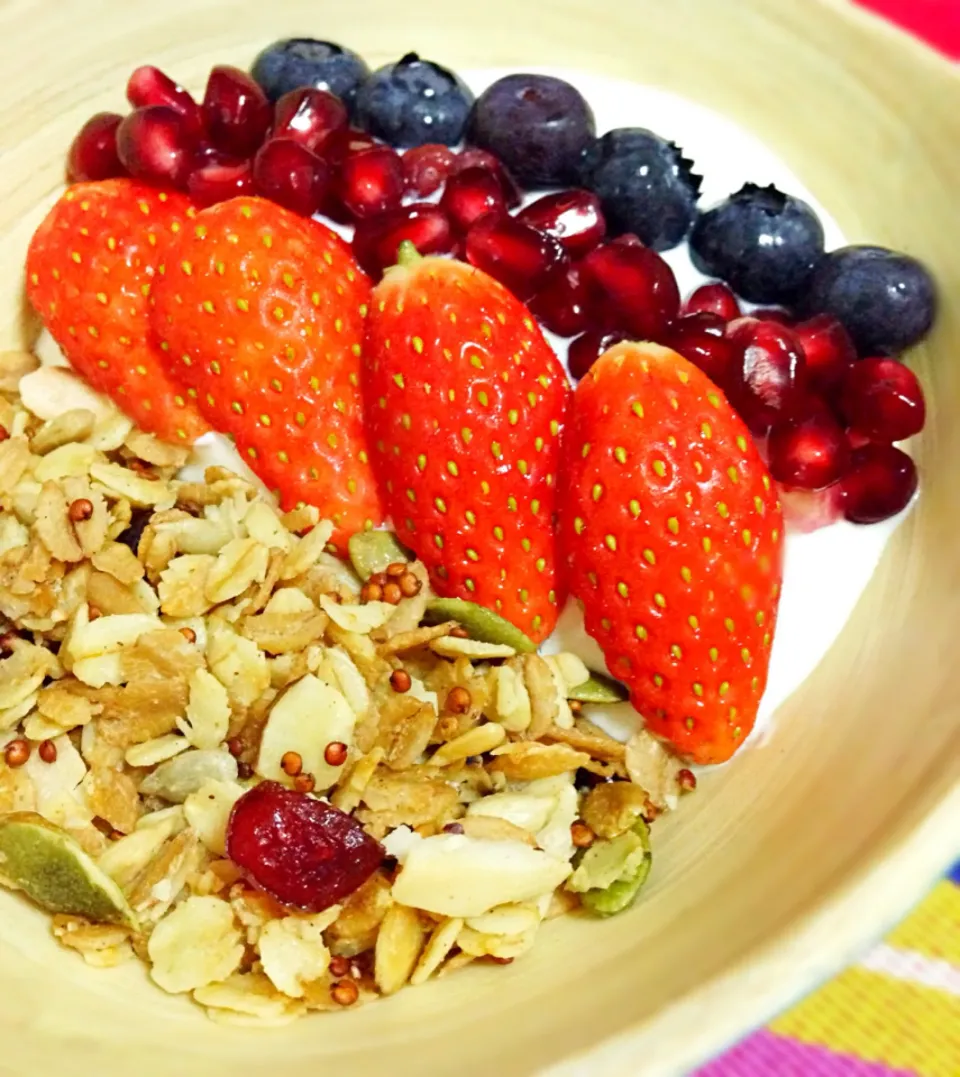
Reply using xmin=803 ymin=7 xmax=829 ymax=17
xmin=441 ymin=167 xmax=506 ymax=235
xmin=841 ymin=444 xmax=918 ymax=524
xmin=838 ymin=357 xmax=926 ymax=443
xmin=67 ymin=113 xmax=125 ymax=183
xmin=726 ymin=317 xmax=807 ymax=435
xmin=352 ymin=203 xmax=455 ymax=278
xmin=529 ymin=264 xmax=590 ymax=338
xmin=272 ymin=87 xmax=348 ymax=155
xmin=580 ymin=240 xmax=680 ymax=340
xmin=568 ymin=331 xmax=627 ymax=380
xmin=226 ymin=781 xmax=383 ymax=912
xmin=662 ymin=312 xmax=736 ymax=389
xmin=465 ymin=213 xmax=567 ymax=300
xmin=683 ymin=282 xmax=740 ymax=321
xmin=517 ymin=189 xmax=606 ymax=259
xmin=402 ymin=143 xmax=455 ymax=196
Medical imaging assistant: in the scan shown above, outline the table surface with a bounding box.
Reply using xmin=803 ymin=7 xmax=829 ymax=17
xmin=697 ymin=10 xmax=957 ymax=1072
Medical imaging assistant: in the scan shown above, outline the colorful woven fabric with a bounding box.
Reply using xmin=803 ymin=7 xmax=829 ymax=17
xmin=696 ymin=871 xmax=960 ymax=1076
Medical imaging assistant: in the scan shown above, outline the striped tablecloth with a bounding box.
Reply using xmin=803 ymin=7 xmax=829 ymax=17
xmin=699 ymin=6 xmax=959 ymax=1075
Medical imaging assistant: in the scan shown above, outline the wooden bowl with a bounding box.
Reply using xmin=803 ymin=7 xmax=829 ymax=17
xmin=1 ymin=1 xmax=958 ymax=1074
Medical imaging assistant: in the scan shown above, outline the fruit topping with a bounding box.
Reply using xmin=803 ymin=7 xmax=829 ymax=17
xmin=187 ymin=154 xmax=255 ymax=208
xmin=689 ymin=183 xmax=824 ymax=305
xmin=726 ymin=318 xmax=807 ymax=435
xmin=799 ymin=245 xmax=937 ymax=355
xmin=778 ymin=483 xmax=844 ymax=533
xmin=661 ymin=312 xmax=737 ymax=389
xmin=529 ymin=264 xmax=590 ymax=338
xmin=465 ymin=213 xmax=567 ymax=301
xmin=441 ymin=166 xmax=508 ymax=235
xmin=566 ymin=672 xmax=629 ymax=704
xmin=356 ymin=52 xmax=474 ymax=148
xmin=251 ymin=37 xmax=370 ymax=110
xmin=580 ymin=239 xmax=680 ymax=340
xmin=337 ymin=145 xmax=404 ymax=220
xmin=791 ymin=313 xmax=856 ymax=391
xmin=126 ymin=65 xmax=204 ymax=137
xmin=253 ymin=138 xmax=329 ymax=217
xmin=423 ymin=598 xmax=538 ymax=652
xmin=116 ymin=106 xmax=199 ymax=189
xmin=152 ymin=196 xmax=382 ymax=547
xmin=449 ymin=148 xmax=522 ymax=207
xmin=841 ymin=444 xmax=918 ymax=524
xmin=66 ymin=112 xmax=125 ymax=183
xmin=838 ymin=357 xmax=926 ymax=442
xmin=226 ymin=782 xmax=383 ymax=912
xmin=568 ymin=814 xmax=651 ymax=917
xmin=202 ymin=65 xmax=272 ymax=158
xmin=578 ymin=128 xmax=701 ymax=252
xmin=271 ymin=87 xmax=348 ymax=154
xmin=362 ymin=245 xmax=570 ymax=641
xmin=26 ymin=180 xmax=207 ymax=442
xmin=467 ymin=74 xmax=596 ymax=187
xmin=517 ymin=189 xmax=607 ymax=259
xmin=347 ymin=530 xmax=413 ymax=580
xmin=560 ymin=341 xmax=783 ymax=763
xmin=568 ymin=331 xmax=627 ymax=381
xmin=682 ymin=281 xmax=740 ymax=321
xmin=401 ymin=143 xmax=455 ymax=197
xmin=352 ymin=202 xmax=455 ymax=278
xmin=767 ymin=409 xmax=849 ymax=490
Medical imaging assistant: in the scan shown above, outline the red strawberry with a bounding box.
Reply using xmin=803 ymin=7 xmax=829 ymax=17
xmin=151 ymin=196 xmax=382 ymax=550
xmin=26 ymin=179 xmax=207 ymax=443
xmin=363 ymin=246 xmax=570 ymax=643
xmin=560 ymin=341 xmax=783 ymax=763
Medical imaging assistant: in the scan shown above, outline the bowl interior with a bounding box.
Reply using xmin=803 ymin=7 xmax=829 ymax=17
xmin=1 ymin=1 xmax=959 ymax=1074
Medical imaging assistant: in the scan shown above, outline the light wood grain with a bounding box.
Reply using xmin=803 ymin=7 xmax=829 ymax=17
xmin=0 ymin=0 xmax=958 ymax=1074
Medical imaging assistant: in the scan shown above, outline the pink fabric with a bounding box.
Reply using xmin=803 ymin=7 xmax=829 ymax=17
xmin=696 ymin=1030 xmax=920 ymax=1077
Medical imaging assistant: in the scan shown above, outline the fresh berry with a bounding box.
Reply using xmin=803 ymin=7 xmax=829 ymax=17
xmin=791 ymin=314 xmax=855 ymax=391
xmin=352 ymin=202 xmax=454 ymax=278
xmin=751 ymin=308 xmax=794 ymax=325
xmin=529 ymin=264 xmax=590 ymax=338
xmin=362 ymin=246 xmax=570 ymax=642
xmin=465 ymin=213 xmax=567 ymax=301
xmin=580 ymin=239 xmax=680 ymax=340
xmin=767 ymin=409 xmax=849 ymax=490
xmin=152 ymin=196 xmax=382 ymax=547
xmin=271 ymin=87 xmax=348 ymax=154
xmin=799 ymin=245 xmax=937 ymax=355
xmin=560 ymin=341 xmax=783 ymax=764
xmin=568 ymin=331 xmax=626 ymax=381
xmin=126 ymin=65 xmax=204 ymax=137
xmin=662 ymin=312 xmax=737 ymax=389
xmin=203 ymin=65 xmax=272 ymax=158
xmin=356 ymin=53 xmax=474 ymax=148
xmin=779 ymin=483 xmax=844 ymax=533
xmin=690 ymin=184 xmax=824 ymax=305
xmin=337 ymin=145 xmax=404 ymax=219
xmin=323 ymin=127 xmax=380 ymax=167
xmin=838 ymin=357 xmax=926 ymax=442
xmin=26 ymin=180 xmax=206 ymax=443
xmin=116 ymin=106 xmax=199 ymax=189
xmin=402 ymin=143 xmax=455 ymax=196
xmin=226 ymin=781 xmax=383 ymax=912
xmin=188 ymin=155 xmax=255 ymax=208
xmin=841 ymin=444 xmax=917 ymax=524
xmin=67 ymin=113 xmax=125 ymax=182
xmin=517 ymin=190 xmax=606 ymax=259
xmin=441 ymin=167 xmax=508 ymax=235
xmin=683 ymin=282 xmax=740 ymax=321
xmin=727 ymin=318 xmax=807 ymax=435
xmin=251 ymin=38 xmax=370 ymax=111
xmin=449 ymin=148 xmax=522 ymax=206
xmin=579 ymin=129 xmax=701 ymax=252
xmin=253 ymin=138 xmax=329 ymax=217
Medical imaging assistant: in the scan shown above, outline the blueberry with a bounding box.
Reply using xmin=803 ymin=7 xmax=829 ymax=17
xmin=466 ymin=74 xmax=595 ymax=187
xmin=251 ymin=38 xmax=369 ymax=112
xmin=578 ymin=128 xmax=701 ymax=252
xmin=799 ymin=245 xmax=937 ymax=356
xmin=689 ymin=183 xmax=824 ymax=305
xmin=355 ymin=53 xmax=473 ymax=148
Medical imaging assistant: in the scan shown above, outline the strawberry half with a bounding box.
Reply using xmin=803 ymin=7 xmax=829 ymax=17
xmin=363 ymin=246 xmax=570 ymax=643
xmin=151 ymin=196 xmax=382 ymax=550
xmin=560 ymin=341 xmax=784 ymax=763
xmin=26 ymin=179 xmax=207 ymax=443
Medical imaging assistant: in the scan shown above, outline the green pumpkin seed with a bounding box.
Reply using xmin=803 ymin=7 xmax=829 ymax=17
xmin=347 ymin=530 xmax=412 ymax=580
xmin=566 ymin=672 xmax=629 ymax=704
xmin=424 ymin=597 xmax=537 ymax=653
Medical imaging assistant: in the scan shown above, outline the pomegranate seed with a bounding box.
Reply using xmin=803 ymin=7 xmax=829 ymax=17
xmin=767 ymin=408 xmax=849 ymax=490
xmin=353 ymin=203 xmax=454 ymax=278
xmin=188 ymin=154 xmax=254 ymax=207
xmin=841 ymin=444 xmax=917 ymax=523
xmin=272 ymin=88 xmax=348 ymax=155
xmin=253 ymin=138 xmax=329 ymax=217
xmin=529 ymin=264 xmax=590 ymax=338
xmin=580 ymin=240 xmax=680 ymax=340
xmin=793 ymin=314 xmax=856 ymax=391
xmin=67 ymin=113 xmax=125 ymax=182
xmin=402 ymin=143 xmax=455 ymax=197
xmin=662 ymin=312 xmax=737 ymax=389
xmin=779 ymin=482 xmax=844 ymax=533
xmin=839 ymin=357 xmax=926 ymax=442
xmin=323 ymin=127 xmax=380 ymax=168
xmin=338 ymin=145 xmax=404 ymax=220
xmin=441 ymin=167 xmax=507 ymax=235
xmin=465 ymin=213 xmax=567 ymax=301
xmin=116 ymin=106 xmax=199 ymax=189
xmin=683 ymin=282 xmax=740 ymax=321
xmin=225 ymin=781 xmax=383 ymax=912
xmin=517 ymin=190 xmax=606 ymax=259
xmin=450 ymin=148 xmax=521 ymax=207
xmin=727 ymin=318 xmax=807 ymax=435
xmin=126 ymin=65 xmax=204 ymax=137
xmin=751 ymin=307 xmax=793 ymax=325
xmin=203 ymin=65 xmax=272 ymax=158
xmin=568 ymin=331 xmax=627 ymax=380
